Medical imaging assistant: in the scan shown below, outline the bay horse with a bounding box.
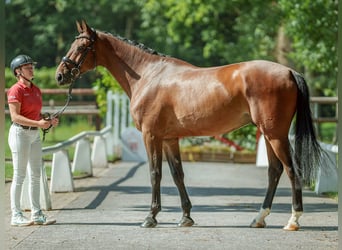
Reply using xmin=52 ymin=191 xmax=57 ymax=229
xmin=56 ymin=21 xmax=322 ymax=231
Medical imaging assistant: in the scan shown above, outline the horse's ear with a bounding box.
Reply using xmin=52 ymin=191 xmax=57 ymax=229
xmin=76 ymin=20 xmax=83 ymax=33
xmin=81 ymin=20 xmax=92 ymax=33
xmin=76 ymin=20 xmax=89 ymax=33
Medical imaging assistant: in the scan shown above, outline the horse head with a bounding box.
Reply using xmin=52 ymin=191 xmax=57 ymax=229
xmin=55 ymin=20 xmax=96 ymax=86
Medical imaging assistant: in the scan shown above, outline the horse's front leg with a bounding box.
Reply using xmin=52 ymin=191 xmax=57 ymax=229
xmin=163 ymin=139 xmax=194 ymax=227
xmin=141 ymin=132 xmax=163 ymax=228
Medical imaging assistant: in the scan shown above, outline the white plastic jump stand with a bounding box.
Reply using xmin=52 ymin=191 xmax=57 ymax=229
xmin=256 ymin=134 xmax=269 ymax=167
xmin=91 ymin=135 xmax=108 ymax=168
xmin=121 ymin=127 xmax=147 ymax=162
xmin=315 ymin=143 xmax=338 ymax=194
xmin=72 ymin=138 xmax=93 ymax=175
xmin=20 ymin=163 xmax=52 ymax=211
xmin=50 ymin=149 xmax=74 ymax=193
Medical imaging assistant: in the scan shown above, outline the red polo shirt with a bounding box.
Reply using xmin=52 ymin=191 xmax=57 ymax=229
xmin=7 ymin=81 xmax=42 ymax=121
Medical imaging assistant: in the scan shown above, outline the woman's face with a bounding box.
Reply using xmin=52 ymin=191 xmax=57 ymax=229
xmin=17 ymin=63 xmax=35 ymax=80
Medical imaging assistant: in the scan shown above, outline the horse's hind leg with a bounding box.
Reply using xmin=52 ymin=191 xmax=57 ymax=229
xmin=251 ymin=138 xmax=283 ymax=228
xmin=252 ymin=136 xmax=303 ymax=231
xmin=163 ymin=138 xmax=194 ymax=227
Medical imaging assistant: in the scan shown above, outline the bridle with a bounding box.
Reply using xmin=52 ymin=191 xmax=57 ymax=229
xmin=42 ymin=29 xmax=97 ymax=141
xmin=61 ymin=28 xmax=97 ymax=82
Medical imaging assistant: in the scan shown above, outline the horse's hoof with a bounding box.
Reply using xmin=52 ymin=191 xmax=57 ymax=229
xmin=250 ymin=219 xmax=266 ymax=228
xmin=141 ymin=217 xmax=158 ymax=228
xmin=283 ymin=222 xmax=300 ymax=231
xmin=178 ymin=216 xmax=194 ymax=227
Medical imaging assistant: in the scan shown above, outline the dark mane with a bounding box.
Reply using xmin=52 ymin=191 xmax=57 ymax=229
xmin=103 ymin=31 xmax=167 ymax=57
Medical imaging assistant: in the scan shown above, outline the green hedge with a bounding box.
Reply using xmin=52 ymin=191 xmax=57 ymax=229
xmin=5 ymin=67 xmax=57 ymax=89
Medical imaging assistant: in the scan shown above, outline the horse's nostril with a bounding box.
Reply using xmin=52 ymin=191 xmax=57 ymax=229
xmin=56 ymin=73 xmax=63 ymax=83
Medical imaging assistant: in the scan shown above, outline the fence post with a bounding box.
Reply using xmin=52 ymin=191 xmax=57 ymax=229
xmin=104 ymin=131 xmax=114 ymax=158
xmin=91 ymin=135 xmax=108 ymax=168
xmin=113 ymin=93 xmax=120 ymax=147
xmin=50 ymin=150 xmax=74 ymax=193
xmin=108 ymin=92 xmax=131 ymax=157
xmin=72 ymin=138 xmax=93 ymax=175
xmin=106 ymin=90 xmax=113 ymax=127
xmin=121 ymin=94 xmax=129 ymax=133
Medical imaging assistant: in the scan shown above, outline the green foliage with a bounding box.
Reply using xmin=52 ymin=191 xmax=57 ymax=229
xmin=224 ymin=125 xmax=257 ymax=151
xmin=5 ymin=67 xmax=57 ymax=89
xmin=4 ymin=68 xmax=16 ymax=87
xmin=141 ymin=0 xmax=282 ymax=65
xmin=92 ymin=67 xmax=123 ymax=116
xmin=5 ymin=0 xmax=142 ymax=67
xmin=318 ymin=122 xmax=337 ymax=143
xmin=279 ymin=0 xmax=338 ymax=73
xmin=278 ymin=0 xmax=338 ymax=96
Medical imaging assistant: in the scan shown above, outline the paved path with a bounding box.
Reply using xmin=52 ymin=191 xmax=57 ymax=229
xmin=5 ymin=161 xmax=338 ymax=249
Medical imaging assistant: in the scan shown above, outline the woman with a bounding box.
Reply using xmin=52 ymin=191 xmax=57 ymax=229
xmin=7 ymin=54 xmax=59 ymax=226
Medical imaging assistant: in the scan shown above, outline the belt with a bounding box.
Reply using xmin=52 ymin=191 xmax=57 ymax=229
xmin=13 ymin=123 xmax=38 ymax=130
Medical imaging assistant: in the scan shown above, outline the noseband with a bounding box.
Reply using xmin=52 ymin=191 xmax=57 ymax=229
xmin=62 ymin=29 xmax=97 ymax=82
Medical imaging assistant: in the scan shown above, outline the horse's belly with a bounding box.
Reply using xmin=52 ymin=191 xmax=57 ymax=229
xmin=168 ymin=111 xmax=252 ymax=137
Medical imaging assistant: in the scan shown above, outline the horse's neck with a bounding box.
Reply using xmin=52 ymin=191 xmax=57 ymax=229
xmin=97 ymin=34 xmax=156 ymax=98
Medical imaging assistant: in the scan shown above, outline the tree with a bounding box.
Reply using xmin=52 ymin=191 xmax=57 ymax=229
xmin=5 ymin=0 xmax=142 ymax=67
xmin=278 ymin=0 xmax=338 ymax=96
xmin=140 ymin=0 xmax=282 ymax=66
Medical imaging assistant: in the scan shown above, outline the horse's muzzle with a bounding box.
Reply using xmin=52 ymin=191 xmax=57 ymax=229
xmin=56 ymin=72 xmax=64 ymax=85
xmin=56 ymin=72 xmax=72 ymax=86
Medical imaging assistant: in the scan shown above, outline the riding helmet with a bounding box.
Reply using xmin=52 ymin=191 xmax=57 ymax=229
xmin=10 ymin=54 xmax=37 ymax=76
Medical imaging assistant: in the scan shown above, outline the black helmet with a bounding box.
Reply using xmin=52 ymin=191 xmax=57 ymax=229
xmin=10 ymin=55 xmax=37 ymax=76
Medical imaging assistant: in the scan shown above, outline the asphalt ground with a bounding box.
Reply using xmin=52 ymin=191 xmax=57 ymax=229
xmin=5 ymin=161 xmax=338 ymax=249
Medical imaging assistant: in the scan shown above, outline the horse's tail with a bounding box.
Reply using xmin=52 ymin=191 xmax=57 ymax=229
xmin=291 ymin=71 xmax=322 ymax=185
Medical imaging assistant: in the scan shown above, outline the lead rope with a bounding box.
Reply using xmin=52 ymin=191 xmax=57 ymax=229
xmin=41 ymin=82 xmax=74 ymax=141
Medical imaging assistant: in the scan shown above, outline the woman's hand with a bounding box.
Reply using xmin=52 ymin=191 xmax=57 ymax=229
xmin=50 ymin=117 xmax=59 ymax=127
xmin=38 ymin=119 xmax=51 ymax=129
xmin=38 ymin=117 xmax=59 ymax=129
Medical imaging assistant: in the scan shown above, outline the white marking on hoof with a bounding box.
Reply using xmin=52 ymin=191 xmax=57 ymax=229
xmin=251 ymin=208 xmax=270 ymax=228
xmin=283 ymin=209 xmax=302 ymax=231
xmin=250 ymin=219 xmax=266 ymax=228
xmin=283 ymin=222 xmax=300 ymax=231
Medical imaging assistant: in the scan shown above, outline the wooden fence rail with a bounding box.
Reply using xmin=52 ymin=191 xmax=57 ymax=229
xmin=310 ymin=96 xmax=338 ymax=123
